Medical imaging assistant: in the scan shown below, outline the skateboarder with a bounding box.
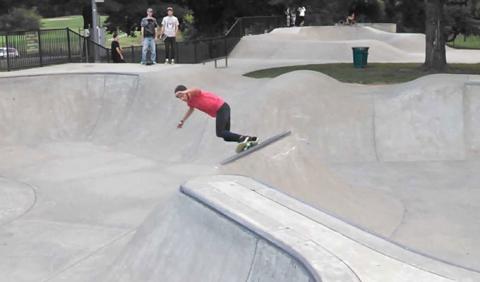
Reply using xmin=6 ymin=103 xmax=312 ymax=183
xmin=174 ymin=85 xmax=257 ymax=144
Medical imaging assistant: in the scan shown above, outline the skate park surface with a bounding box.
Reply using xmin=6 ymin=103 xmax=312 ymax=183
xmin=1 ymin=25 xmax=480 ymax=281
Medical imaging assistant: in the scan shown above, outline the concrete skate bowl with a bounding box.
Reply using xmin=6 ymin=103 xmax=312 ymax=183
xmin=230 ymin=26 xmax=480 ymax=64
xmin=1 ymin=68 xmax=480 ymax=281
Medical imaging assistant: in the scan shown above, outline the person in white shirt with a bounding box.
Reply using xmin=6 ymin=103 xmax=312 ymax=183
xmin=161 ymin=7 xmax=179 ymax=64
xmin=298 ymin=6 xmax=306 ymax=27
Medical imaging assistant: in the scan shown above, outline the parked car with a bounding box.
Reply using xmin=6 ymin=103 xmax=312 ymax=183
xmin=0 ymin=47 xmax=20 ymax=59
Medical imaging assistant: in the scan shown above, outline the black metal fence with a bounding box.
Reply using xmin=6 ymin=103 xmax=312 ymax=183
xmin=120 ymin=16 xmax=285 ymax=65
xmin=0 ymin=15 xmax=285 ymax=71
xmin=0 ymin=28 xmax=111 ymax=71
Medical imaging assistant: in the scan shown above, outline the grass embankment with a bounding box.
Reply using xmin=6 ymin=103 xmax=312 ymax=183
xmin=447 ymin=34 xmax=480 ymax=50
xmin=244 ymin=63 xmax=480 ymax=85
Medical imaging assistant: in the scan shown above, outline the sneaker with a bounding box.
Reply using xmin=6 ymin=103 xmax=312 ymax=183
xmin=240 ymin=136 xmax=258 ymax=144
xmin=171 ymin=59 xmax=175 ymax=65
xmin=165 ymin=60 xmax=169 ymax=64
xmin=235 ymin=142 xmax=247 ymax=153
xmin=140 ymin=61 xmax=146 ymax=65
xmin=236 ymin=137 xmax=258 ymax=153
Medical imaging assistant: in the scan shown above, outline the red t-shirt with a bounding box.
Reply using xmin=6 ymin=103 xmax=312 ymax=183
xmin=187 ymin=90 xmax=225 ymax=117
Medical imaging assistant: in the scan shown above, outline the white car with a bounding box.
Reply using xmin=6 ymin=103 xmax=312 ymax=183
xmin=0 ymin=47 xmax=20 ymax=58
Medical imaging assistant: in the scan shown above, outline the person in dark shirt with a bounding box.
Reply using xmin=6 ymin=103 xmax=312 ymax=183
xmin=111 ymin=33 xmax=124 ymax=63
xmin=140 ymin=8 xmax=158 ymax=64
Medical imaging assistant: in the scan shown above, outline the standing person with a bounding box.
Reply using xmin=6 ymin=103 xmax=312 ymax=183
xmin=174 ymin=85 xmax=257 ymax=144
xmin=285 ymin=7 xmax=291 ymax=27
xmin=290 ymin=7 xmax=297 ymax=27
xmin=346 ymin=12 xmax=356 ymax=25
xmin=161 ymin=7 xmax=179 ymax=64
xmin=140 ymin=8 xmax=158 ymax=65
xmin=298 ymin=5 xmax=306 ymax=26
xmin=111 ymin=32 xmax=125 ymax=63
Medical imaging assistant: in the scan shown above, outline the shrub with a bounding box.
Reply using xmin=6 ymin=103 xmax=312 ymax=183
xmin=0 ymin=7 xmax=41 ymax=31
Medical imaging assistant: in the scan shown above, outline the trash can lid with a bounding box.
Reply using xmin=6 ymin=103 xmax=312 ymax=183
xmin=352 ymin=47 xmax=369 ymax=50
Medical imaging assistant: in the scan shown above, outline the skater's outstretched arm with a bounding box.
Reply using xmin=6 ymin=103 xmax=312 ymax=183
xmin=177 ymin=107 xmax=194 ymax=128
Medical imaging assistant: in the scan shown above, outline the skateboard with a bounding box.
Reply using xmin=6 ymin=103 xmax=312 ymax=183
xmin=221 ymin=131 xmax=292 ymax=165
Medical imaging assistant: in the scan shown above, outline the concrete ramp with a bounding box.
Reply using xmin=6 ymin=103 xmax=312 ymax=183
xmin=103 ymin=175 xmax=479 ymax=281
xmin=230 ymin=26 xmax=480 ymax=66
xmin=102 ymin=190 xmax=316 ymax=282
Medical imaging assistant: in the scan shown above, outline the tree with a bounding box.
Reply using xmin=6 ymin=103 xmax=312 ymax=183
xmin=349 ymin=0 xmax=383 ymax=22
xmin=184 ymin=0 xmax=283 ymax=35
xmin=384 ymin=0 xmax=426 ymax=32
xmin=0 ymin=7 xmax=41 ymax=31
xmin=33 ymin=0 xmax=86 ymax=18
xmin=0 ymin=0 xmax=14 ymax=15
xmin=424 ymin=0 xmax=447 ymax=71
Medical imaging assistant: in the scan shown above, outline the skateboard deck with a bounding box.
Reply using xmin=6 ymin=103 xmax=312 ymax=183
xmin=220 ymin=131 xmax=291 ymax=165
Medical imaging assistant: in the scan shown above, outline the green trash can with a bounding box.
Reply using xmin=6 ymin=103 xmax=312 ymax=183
xmin=352 ymin=47 xmax=369 ymax=68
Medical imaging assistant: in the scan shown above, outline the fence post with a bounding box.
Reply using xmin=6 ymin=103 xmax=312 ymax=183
xmin=85 ymin=37 xmax=89 ymax=63
xmin=78 ymin=33 xmax=82 ymax=62
xmin=131 ymin=46 xmax=134 ymax=63
xmin=239 ymin=18 xmax=244 ymax=36
xmin=37 ymin=30 xmax=43 ymax=67
xmin=66 ymin=28 xmax=72 ymax=62
xmin=224 ymin=36 xmax=227 ymax=57
xmin=208 ymin=39 xmax=212 ymax=60
xmin=5 ymin=32 xmax=10 ymax=71
xmin=194 ymin=41 xmax=198 ymax=63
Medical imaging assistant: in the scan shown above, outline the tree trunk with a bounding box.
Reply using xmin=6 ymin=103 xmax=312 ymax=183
xmin=424 ymin=0 xmax=447 ymax=71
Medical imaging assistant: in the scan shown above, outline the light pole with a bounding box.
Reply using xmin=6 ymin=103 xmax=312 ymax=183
xmin=91 ymin=0 xmax=99 ymax=45
xmin=91 ymin=0 xmax=104 ymax=62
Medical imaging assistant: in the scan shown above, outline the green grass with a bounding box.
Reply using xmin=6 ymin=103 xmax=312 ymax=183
xmin=41 ymin=15 xmax=86 ymax=30
xmin=447 ymin=34 xmax=480 ymax=49
xmin=41 ymin=15 xmax=134 ymax=47
xmin=244 ymin=63 xmax=480 ymax=85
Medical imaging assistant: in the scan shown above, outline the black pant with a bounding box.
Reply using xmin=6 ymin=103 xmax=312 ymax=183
xmin=298 ymin=16 xmax=305 ymax=26
xmin=216 ymin=103 xmax=243 ymax=142
xmin=112 ymin=57 xmax=125 ymax=63
xmin=165 ymin=37 xmax=176 ymax=60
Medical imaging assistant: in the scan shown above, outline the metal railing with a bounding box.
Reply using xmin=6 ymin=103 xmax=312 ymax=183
xmin=0 ymin=15 xmax=286 ymax=71
xmin=0 ymin=28 xmax=110 ymax=71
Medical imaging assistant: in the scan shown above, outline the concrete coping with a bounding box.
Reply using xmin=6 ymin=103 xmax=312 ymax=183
xmin=0 ymin=71 xmax=141 ymax=80
xmin=181 ymin=175 xmax=480 ymax=282
xmin=465 ymin=81 xmax=480 ymax=86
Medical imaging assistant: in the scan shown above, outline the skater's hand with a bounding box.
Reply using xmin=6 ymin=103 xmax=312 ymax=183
xmin=177 ymin=120 xmax=184 ymax=128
